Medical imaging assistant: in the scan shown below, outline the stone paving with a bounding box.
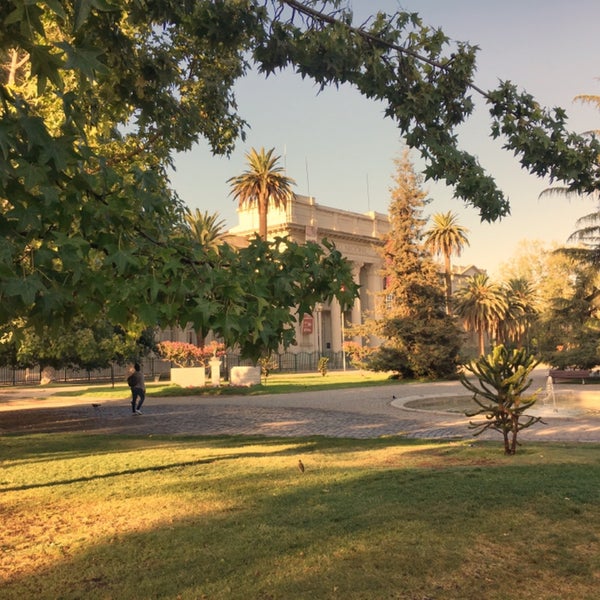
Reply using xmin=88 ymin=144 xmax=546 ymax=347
xmin=2 ymin=370 xmax=600 ymax=443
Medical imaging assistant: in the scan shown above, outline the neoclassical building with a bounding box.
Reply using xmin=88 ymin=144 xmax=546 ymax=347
xmin=160 ymin=194 xmax=486 ymax=356
xmin=228 ymin=194 xmax=389 ymax=354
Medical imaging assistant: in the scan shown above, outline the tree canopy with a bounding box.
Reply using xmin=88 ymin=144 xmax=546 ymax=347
xmin=2 ymin=0 xmax=599 ymax=338
xmin=355 ymin=152 xmax=463 ymax=379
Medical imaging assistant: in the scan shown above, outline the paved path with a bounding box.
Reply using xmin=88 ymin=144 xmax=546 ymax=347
xmin=1 ymin=369 xmax=600 ymax=443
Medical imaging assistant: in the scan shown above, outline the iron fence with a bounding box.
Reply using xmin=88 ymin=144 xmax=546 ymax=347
xmin=0 ymin=358 xmax=172 ymax=387
xmin=0 ymin=351 xmax=354 ymax=387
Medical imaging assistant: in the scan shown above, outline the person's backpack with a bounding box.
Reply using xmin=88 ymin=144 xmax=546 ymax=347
xmin=127 ymin=373 xmax=136 ymax=387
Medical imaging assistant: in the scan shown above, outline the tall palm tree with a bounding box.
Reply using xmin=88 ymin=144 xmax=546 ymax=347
xmin=556 ymin=205 xmax=600 ymax=267
xmin=424 ymin=211 xmax=469 ymax=314
xmin=181 ymin=209 xmax=229 ymax=348
xmin=497 ymin=278 xmax=539 ymax=349
xmin=184 ymin=209 xmax=228 ymax=252
xmin=228 ymin=147 xmax=296 ymax=238
xmin=454 ymin=273 xmax=507 ymax=355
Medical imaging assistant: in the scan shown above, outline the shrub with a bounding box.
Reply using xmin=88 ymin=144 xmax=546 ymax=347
xmin=460 ymin=345 xmax=544 ymax=455
xmin=157 ymin=341 xmax=224 ymax=368
xmin=318 ymin=356 xmax=329 ymax=376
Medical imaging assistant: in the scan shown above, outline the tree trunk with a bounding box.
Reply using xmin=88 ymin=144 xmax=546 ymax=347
xmin=258 ymin=183 xmax=268 ymax=238
xmin=478 ymin=329 xmax=485 ymax=356
xmin=444 ymin=253 xmax=452 ymax=315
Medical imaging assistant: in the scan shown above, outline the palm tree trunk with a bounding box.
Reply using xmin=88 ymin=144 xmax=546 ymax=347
xmin=444 ymin=253 xmax=452 ymax=314
xmin=478 ymin=328 xmax=485 ymax=356
xmin=258 ymin=182 xmax=268 ymax=238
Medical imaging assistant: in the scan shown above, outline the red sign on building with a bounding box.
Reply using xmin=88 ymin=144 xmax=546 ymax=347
xmin=301 ymin=315 xmax=314 ymax=334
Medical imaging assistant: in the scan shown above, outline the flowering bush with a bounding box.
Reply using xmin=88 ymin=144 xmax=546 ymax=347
xmin=157 ymin=341 xmax=225 ymax=368
xmin=204 ymin=340 xmax=226 ymax=359
xmin=157 ymin=342 xmax=204 ymax=367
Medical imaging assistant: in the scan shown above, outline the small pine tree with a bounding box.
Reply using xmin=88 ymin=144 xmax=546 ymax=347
xmin=358 ymin=151 xmax=464 ymax=379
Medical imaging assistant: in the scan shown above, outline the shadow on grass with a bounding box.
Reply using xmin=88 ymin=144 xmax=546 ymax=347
xmin=3 ymin=436 xmax=600 ymax=599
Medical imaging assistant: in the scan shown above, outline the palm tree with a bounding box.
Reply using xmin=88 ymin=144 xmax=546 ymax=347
xmin=572 ymin=92 xmax=600 ymax=137
xmin=454 ymin=273 xmax=507 ymax=355
xmin=538 ymin=89 xmax=600 ymax=210
xmin=497 ymin=278 xmax=539 ymax=349
xmin=424 ymin=211 xmax=469 ymax=314
xmin=181 ymin=209 xmax=229 ymax=348
xmin=228 ymin=147 xmax=296 ymax=238
xmin=555 ymin=206 xmax=600 ymax=267
xmin=184 ymin=209 xmax=228 ymax=252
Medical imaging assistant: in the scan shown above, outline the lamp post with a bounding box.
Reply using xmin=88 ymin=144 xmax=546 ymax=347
xmin=341 ymin=309 xmax=346 ymax=371
xmin=314 ymin=303 xmax=322 ymax=356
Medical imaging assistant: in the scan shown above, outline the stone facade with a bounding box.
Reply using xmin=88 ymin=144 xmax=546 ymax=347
xmin=228 ymin=194 xmax=390 ymax=354
xmin=159 ymin=195 xmax=486 ymax=356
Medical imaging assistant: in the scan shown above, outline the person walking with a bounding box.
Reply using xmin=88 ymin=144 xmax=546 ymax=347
xmin=127 ymin=362 xmax=146 ymax=415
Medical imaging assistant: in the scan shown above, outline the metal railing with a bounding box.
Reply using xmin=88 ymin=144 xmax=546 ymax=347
xmin=0 ymin=351 xmax=353 ymax=387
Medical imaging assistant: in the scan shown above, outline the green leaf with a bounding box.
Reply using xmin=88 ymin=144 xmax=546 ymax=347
xmin=29 ymin=45 xmax=64 ymax=93
xmin=74 ymin=0 xmax=94 ymax=31
xmin=55 ymin=42 xmax=108 ymax=78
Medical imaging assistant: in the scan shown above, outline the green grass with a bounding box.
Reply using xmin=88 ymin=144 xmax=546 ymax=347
xmin=2 ymin=434 xmax=600 ymax=599
xmin=53 ymin=370 xmax=407 ymax=399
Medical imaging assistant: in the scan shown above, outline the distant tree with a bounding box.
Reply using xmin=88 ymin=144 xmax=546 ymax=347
xmin=454 ymin=273 xmax=507 ymax=355
xmin=496 ymin=278 xmax=539 ymax=350
xmin=572 ymin=90 xmax=600 ymax=133
xmin=356 ymin=152 xmax=463 ymax=379
xmin=228 ymin=147 xmax=295 ymax=239
xmin=424 ymin=211 xmax=469 ymax=314
xmin=184 ymin=209 xmax=228 ymax=253
xmin=536 ymin=263 xmax=600 ymax=369
xmin=0 ymin=318 xmax=155 ymax=373
xmin=182 ymin=209 xmax=229 ymax=348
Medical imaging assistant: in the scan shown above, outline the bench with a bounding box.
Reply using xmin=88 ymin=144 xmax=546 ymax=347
xmin=549 ymin=369 xmax=591 ymax=384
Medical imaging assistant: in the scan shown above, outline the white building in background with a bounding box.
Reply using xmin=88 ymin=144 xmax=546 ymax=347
xmin=228 ymin=194 xmax=390 ymax=354
xmin=159 ymin=194 xmax=486 ymax=355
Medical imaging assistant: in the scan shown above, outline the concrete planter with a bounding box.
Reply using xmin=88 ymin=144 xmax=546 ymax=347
xmin=230 ymin=366 xmax=261 ymax=386
xmin=170 ymin=366 xmax=206 ymax=388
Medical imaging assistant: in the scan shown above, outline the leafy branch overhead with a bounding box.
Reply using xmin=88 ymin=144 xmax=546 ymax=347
xmin=259 ymin=1 xmax=600 ymax=221
xmin=1 ymin=0 xmax=598 ymax=336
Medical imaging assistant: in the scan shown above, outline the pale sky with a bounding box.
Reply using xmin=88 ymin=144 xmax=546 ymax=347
xmin=168 ymin=0 xmax=600 ymax=278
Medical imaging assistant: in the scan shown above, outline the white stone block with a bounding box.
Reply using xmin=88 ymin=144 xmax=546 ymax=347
xmin=230 ymin=366 xmax=261 ymax=386
xmin=170 ymin=366 xmax=206 ymax=387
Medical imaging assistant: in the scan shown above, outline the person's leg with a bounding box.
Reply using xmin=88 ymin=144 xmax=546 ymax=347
xmin=136 ymin=388 xmax=145 ymax=412
xmin=131 ymin=389 xmax=137 ymax=413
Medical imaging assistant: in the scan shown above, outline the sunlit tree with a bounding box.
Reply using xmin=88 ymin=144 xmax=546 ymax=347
xmin=2 ymin=1 xmax=600 ymax=336
xmin=424 ymin=211 xmax=469 ymax=314
xmin=454 ymin=273 xmax=507 ymax=355
xmin=497 ymin=278 xmax=539 ymax=349
xmin=184 ymin=209 xmax=228 ymax=253
xmin=355 ymin=151 xmax=463 ymax=379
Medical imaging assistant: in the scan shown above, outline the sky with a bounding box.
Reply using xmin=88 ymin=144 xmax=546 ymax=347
xmin=168 ymin=0 xmax=600 ymax=278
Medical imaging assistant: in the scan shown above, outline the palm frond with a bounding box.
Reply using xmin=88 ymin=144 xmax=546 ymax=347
xmin=574 ymin=94 xmax=600 ymax=110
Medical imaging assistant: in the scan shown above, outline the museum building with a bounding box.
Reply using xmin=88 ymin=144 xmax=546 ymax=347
xmin=160 ymin=194 xmax=484 ymax=356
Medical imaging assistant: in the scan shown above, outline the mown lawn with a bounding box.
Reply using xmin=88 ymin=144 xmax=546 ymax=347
xmin=2 ymin=434 xmax=600 ymax=599
xmin=53 ymin=370 xmax=407 ymax=400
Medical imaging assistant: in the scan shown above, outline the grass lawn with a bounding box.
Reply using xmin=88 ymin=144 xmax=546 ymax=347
xmin=55 ymin=370 xmax=407 ymax=400
xmin=2 ymin=434 xmax=600 ymax=599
